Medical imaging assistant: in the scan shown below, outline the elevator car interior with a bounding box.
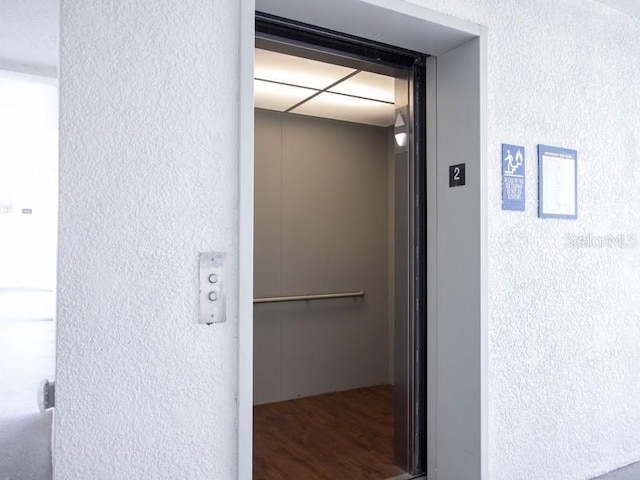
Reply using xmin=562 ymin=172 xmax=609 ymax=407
xmin=252 ymin=18 xmax=426 ymax=479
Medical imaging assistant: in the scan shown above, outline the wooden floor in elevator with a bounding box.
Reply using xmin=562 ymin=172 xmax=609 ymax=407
xmin=253 ymin=384 xmax=404 ymax=480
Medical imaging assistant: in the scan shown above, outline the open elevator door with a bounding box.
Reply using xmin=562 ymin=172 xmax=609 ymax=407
xmin=255 ymin=12 xmax=427 ymax=477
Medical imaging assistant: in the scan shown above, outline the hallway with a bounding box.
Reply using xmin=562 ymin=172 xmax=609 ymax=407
xmin=0 ymin=411 xmax=53 ymax=480
xmin=0 ymin=306 xmax=55 ymax=480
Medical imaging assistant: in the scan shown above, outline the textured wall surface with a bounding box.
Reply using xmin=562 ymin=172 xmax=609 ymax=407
xmin=57 ymin=0 xmax=640 ymax=479
xmin=406 ymin=0 xmax=640 ymax=478
xmin=56 ymin=1 xmax=239 ymax=478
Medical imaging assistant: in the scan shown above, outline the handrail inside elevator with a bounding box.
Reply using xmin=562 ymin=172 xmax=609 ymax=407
xmin=253 ymin=291 xmax=365 ymax=304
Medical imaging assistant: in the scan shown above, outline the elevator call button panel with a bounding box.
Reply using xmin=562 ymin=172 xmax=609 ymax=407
xmin=199 ymin=252 xmax=226 ymax=324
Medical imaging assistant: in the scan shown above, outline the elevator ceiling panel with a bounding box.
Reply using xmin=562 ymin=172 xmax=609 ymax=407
xmin=255 ymin=49 xmax=355 ymax=90
xmin=255 ymin=79 xmax=318 ymax=112
xmin=327 ymin=71 xmax=395 ymax=104
xmin=290 ymin=92 xmax=394 ymax=127
xmin=254 ymin=48 xmax=395 ymax=127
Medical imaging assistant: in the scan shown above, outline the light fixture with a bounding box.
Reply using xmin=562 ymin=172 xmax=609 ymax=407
xmin=394 ymin=111 xmax=408 ymax=149
xmin=395 ymin=132 xmax=408 ymax=148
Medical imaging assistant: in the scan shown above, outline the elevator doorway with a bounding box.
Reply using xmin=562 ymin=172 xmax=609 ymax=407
xmin=253 ymin=15 xmax=426 ymax=480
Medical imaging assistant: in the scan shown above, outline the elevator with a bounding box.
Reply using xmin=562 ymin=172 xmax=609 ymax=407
xmin=252 ymin=13 xmax=426 ymax=480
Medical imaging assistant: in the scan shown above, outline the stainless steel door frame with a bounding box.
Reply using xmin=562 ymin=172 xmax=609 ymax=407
xmin=393 ymin=71 xmax=413 ymax=472
xmin=393 ymin=65 xmax=426 ymax=475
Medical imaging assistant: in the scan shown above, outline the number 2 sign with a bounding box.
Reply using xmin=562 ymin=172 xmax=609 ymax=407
xmin=449 ymin=163 xmax=466 ymax=187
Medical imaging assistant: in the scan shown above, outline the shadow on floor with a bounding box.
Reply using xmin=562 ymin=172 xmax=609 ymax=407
xmin=592 ymin=461 xmax=640 ymax=480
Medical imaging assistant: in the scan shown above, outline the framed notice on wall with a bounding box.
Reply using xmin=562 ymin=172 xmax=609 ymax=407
xmin=538 ymin=145 xmax=577 ymax=219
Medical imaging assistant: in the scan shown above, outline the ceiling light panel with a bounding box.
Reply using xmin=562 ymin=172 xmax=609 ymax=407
xmin=328 ymin=71 xmax=395 ymax=103
xmin=291 ymin=92 xmax=395 ymax=127
xmin=255 ymin=80 xmax=318 ymax=112
xmin=255 ymin=49 xmax=356 ymax=90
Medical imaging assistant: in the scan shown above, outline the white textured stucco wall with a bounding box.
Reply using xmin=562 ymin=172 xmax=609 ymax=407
xmin=407 ymin=0 xmax=640 ymax=478
xmin=56 ymin=1 xmax=239 ymax=478
xmin=57 ymin=0 xmax=640 ymax=479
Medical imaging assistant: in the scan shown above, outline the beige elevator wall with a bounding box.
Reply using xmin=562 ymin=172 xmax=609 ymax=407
xmin=254 ymin=109 xmax=391 ymax=405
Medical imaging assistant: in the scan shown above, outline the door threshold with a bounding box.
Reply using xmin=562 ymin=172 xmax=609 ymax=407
xmin=385 ymin=474 xmax=427 ymax=480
